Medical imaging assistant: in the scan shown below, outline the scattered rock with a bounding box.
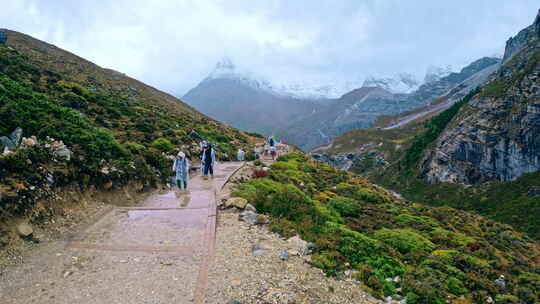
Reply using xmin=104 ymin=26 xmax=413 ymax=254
xmin=239 ymin=210 xmax=258 ymax=225
xmin=230 ymin=280 xmax=241 ymax=287
xmin=63 ymin=271 xmax=72 ymax=279
xmin=16 ymin=221 xmax=33 ymax=237
xmin=287 ymin=249 xmax=300 ymax=256
xmin=287 ymin=235 xmax=314 ymax=255
xmin=252 ymin=243 xmax=266 ymax=257
xmin=256 ymin=215 xmax=269 ymax=225
xmin=22 ymin=136 xmax=37 ymax=147
xmin=103 ymin=181 xmax=113 ymax=190
xmin=279 ymin=250 xmax=289 ymax=261
xmin=527 ymin=186 xmax=540 ymax=196
xmin=2 ymin=147 xmax=13 ymax=156
xmin=226 ymin=197 xmax=248 ymax=209
xmin=244 ymin=203 xmax=256 ymax=212
xmin=100 ymin=167 xmax=110 ymax=175
xmin=51 ymin=141 xmax=72 ymax=160
xmin=46 ymin=173 xmax=55 ymax=185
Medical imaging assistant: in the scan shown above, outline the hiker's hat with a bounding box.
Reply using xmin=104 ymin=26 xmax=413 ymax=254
xmin=177 ymin=151 xmax=185 ymax=158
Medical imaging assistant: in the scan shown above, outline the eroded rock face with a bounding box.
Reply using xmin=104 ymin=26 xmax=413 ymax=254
xmin=422 ymin=11 xmax=540 ymax=184
xmin=502 ymin=9 xmax=540 ymax=64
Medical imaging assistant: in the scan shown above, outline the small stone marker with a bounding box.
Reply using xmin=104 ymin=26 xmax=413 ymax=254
xmin=16 ymin=222 xmax=33 ymax=237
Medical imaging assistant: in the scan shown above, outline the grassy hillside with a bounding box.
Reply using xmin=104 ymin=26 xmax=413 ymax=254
xmin=233 ymin=153 xmax=540 ymax=303
xmin=0 ymin=31 xmax=250 ymax=221
xmin=317 ymin=83 xmax=540 ymax=241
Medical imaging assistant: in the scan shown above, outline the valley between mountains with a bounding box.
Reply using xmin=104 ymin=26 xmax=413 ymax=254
xmin=1 ymin=7 xmax=540 ymax=304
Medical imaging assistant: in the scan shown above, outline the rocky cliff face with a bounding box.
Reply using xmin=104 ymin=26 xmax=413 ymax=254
xmin=422 ymin=10 xmax=540 ymax=184
xmin=502 ymin=9 xmax=540 ymax=63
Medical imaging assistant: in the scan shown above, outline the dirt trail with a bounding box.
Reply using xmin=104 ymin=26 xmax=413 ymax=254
xmin=0 ymin=162 xmax=244 ymax=304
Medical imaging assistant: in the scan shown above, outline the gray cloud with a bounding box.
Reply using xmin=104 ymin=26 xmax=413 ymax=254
xmin=2 ymin=1 xmax=538 ymax=95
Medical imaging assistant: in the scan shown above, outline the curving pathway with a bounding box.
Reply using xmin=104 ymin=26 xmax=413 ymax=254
xmin=0 ymin=162 xmax=245 ymax=304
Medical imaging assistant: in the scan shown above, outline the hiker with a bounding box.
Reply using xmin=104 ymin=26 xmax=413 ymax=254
xmin=254 ymin=145 xmax=262 ymax=159
xmin=172 ymin=151 xmax=189 ymax=191
xmin=269 ymin=136 xmax=275 ymax=147
xmin=270 ymin=145 xmax=277 ymax=160
xmin=201 ymin=144 xmax=216 ymax=178
xmin=237 ymin=148 xmax=245 ymax=161
xmin=200 ymin=141 xmax=208 ymax=174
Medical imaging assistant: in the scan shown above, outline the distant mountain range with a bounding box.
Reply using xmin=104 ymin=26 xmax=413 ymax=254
xmin=183 ymin=55 xmax=500 ymax=150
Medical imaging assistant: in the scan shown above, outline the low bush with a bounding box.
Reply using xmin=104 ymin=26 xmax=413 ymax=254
xmin=373 ymin=229 xmax=435 ymax=254
xmin=232 ymin=152 xmax=539 ymax=303
xmin=327 ymin=197 xmax=360 ymax=217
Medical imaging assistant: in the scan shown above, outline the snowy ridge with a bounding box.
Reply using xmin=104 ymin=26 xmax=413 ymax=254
xmin=206 ymin=58 xmax=362 ymax=99
xmin=205 ymin=58 xmax=459 ymax=100
xmin=362 ymin=73 xmax=420 ymax=93
xmin=424 ymin=65 xmax=453 ymax=83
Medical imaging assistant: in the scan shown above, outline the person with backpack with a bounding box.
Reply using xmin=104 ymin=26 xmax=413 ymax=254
xmin=201 ymin=144 xmax=216 ymax=179
xmin=172 ymin=151 xmax=189 ymax=191
xmin=237 ymin=148 xmax=245 ymax=161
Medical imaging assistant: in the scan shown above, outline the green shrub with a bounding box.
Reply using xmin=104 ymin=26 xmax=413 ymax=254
xmin=328 ymin=197 xmax=360 ymax=217
xmin=495 ymin=295 xmax=520 ymax=304
xmin=447 ymin=276 xmax=468 ymax=295
xmin=383 ymin=281 xmax=397 ymax=296
xmin=124 ymin=141 xmax=147 ymax=154
xmin=396 ymin=214 xmax=440 ymax=231
xmin=231 ymin=152 xmax=540 ymax=303
xmin=312 ymin=252 xmax=342 ymax=275
xmin=373 ymin=229 xmax=435 ymax=254
xmin=151 ymin=138 xmax=174 ymax=152
xmin=334 ymin=183 xmax=386 ymax=203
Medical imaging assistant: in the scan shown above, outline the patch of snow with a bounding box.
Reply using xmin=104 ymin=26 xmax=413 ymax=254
xmin=424 ymin=65 xmax=453 ymax=83
xmin=206 ymin=58 xmax=363 ymax=99
xmin=362 ymin=73 xmax=420 ymax=94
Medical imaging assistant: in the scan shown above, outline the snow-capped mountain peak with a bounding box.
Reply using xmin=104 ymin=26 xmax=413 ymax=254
xmin=206 ymin=57 xmax=274 ymax=92
xmin=205 ymin=58 xmax=362 ymax=99
xmin=362 ymin=73 xmax=420 ymax=94
xmin=424 ymin=65 xmax=453 ymax=83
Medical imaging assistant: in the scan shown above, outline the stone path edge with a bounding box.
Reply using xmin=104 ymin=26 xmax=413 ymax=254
xmin=194 ymin=162 xmax=247 ymax=304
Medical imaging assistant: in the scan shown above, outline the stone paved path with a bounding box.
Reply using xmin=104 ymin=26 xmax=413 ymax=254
xmin=0 ymin=162 xmax=244 ymax=304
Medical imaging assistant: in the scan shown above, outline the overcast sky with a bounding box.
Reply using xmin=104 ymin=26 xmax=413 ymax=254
xmin=2 ymin=1 xmax=538 ymax=95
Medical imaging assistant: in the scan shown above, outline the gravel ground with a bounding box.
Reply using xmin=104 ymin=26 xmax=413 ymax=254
xmin=1 ymin=160 xmax=381 ymax=304
xmin=206 ymin=208 xmax=380 ymax=304
xmin=0 ymin=163 xmax=245 ymax=304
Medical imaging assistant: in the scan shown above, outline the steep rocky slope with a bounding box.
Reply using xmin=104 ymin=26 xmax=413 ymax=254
xmin=280 ymin=57 xmax=499 ymax=150
xmin=311 ymin=10 xmax=540 ymax=241
xmin=421 ymin=10 xmax=540 ymax=184
xmin=0 ymin=30 xmax=251 ymax=232
xmin=279 ymin=87 xmax=402 ymax=150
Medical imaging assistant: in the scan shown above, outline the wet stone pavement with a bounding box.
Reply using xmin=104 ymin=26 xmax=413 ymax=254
xmin=0 ymin=162 xmax=245 ymax=304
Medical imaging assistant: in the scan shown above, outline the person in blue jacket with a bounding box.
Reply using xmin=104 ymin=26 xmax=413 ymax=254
xmin=201 ymin=144 xmax=216 ymax=179
xmin=173 ymin=151 xmax=189 ymax=190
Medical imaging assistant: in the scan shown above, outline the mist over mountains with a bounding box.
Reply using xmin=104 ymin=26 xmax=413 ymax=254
xmin=183 ymin=56 xmax=500 ymax=150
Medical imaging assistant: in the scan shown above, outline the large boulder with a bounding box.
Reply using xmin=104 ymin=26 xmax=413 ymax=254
xmin=239 ymin=210 xmax=258 ymax=225
xmin=225 ymin=197 xmax=248 ymax=209
xmin=16 ymin=221 xmax=33 ymax=237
